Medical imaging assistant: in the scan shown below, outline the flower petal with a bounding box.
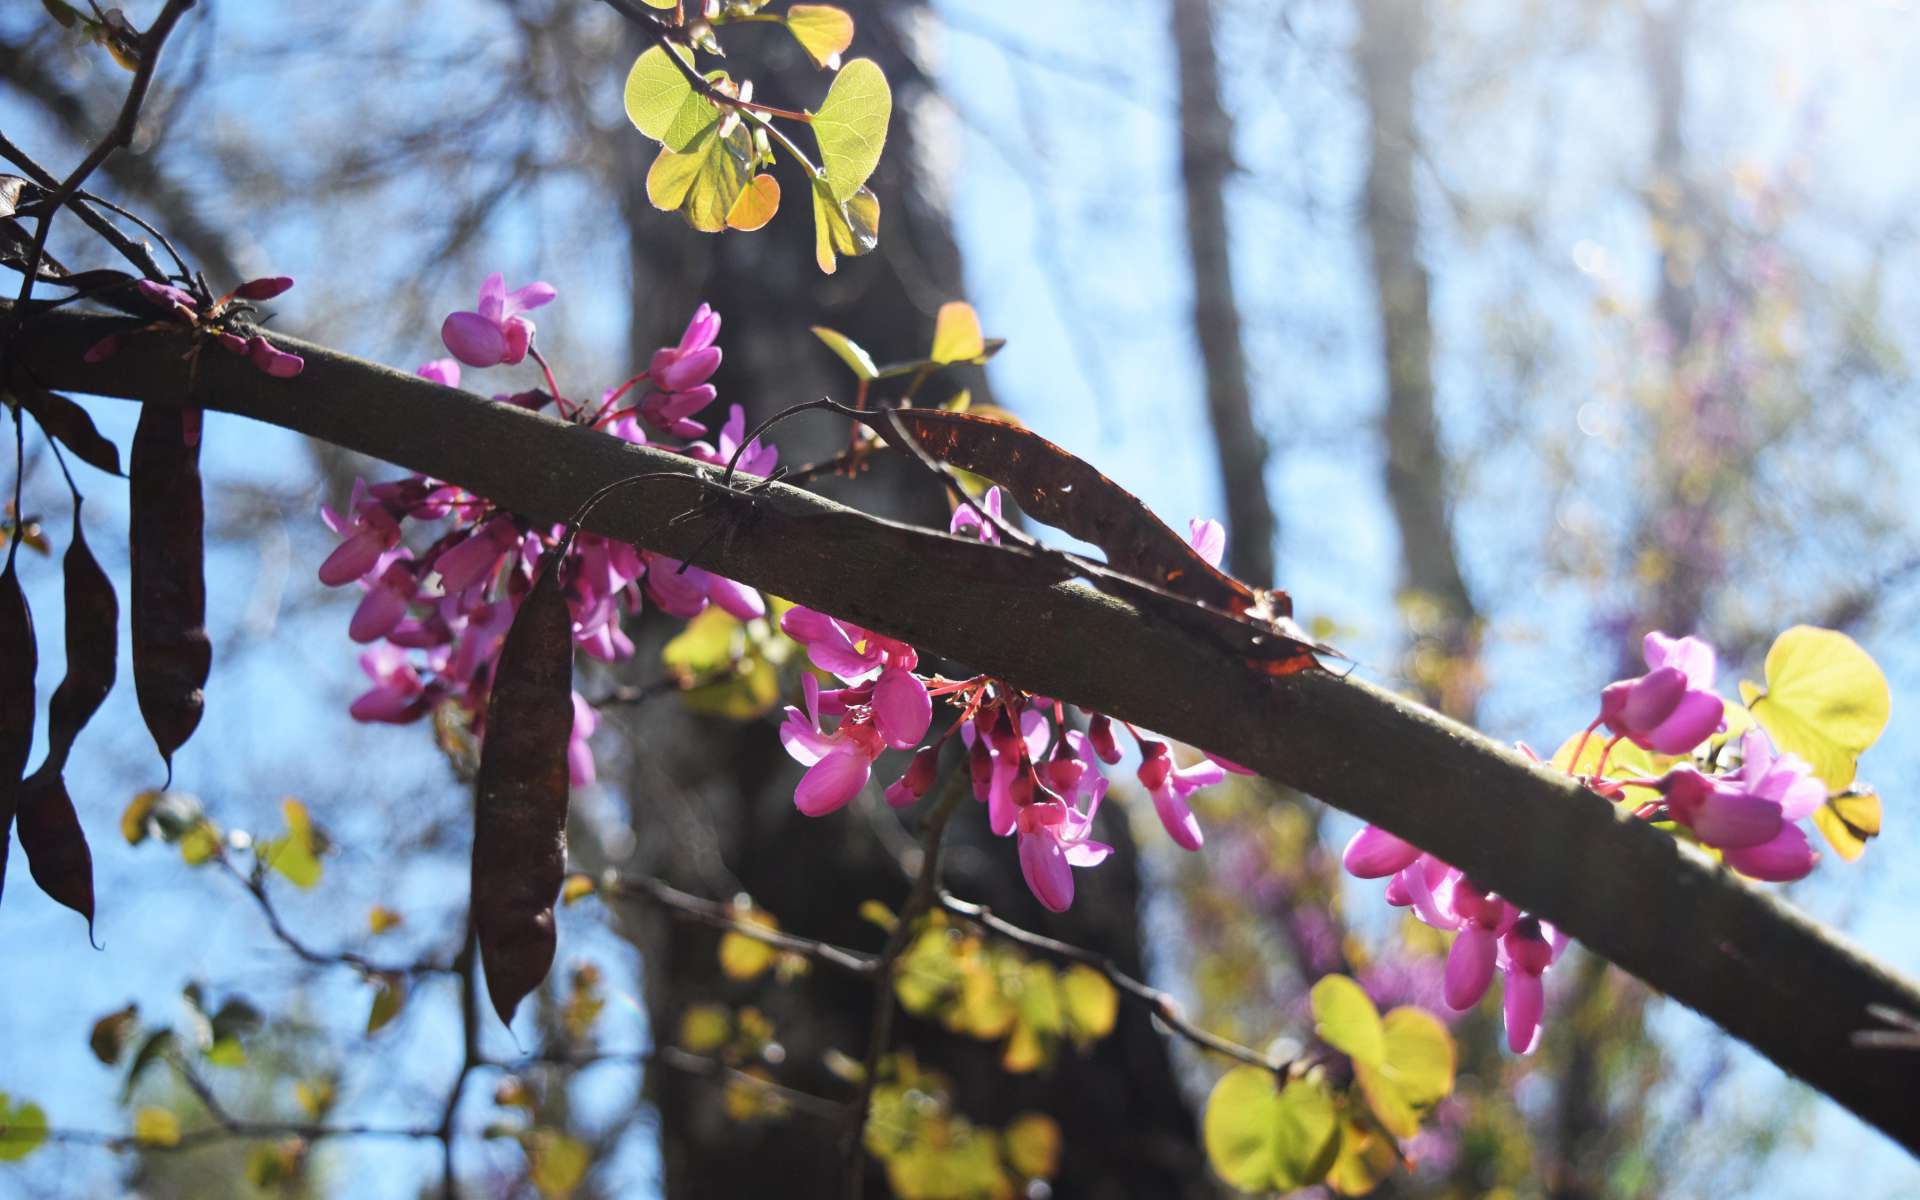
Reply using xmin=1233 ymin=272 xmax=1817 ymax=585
xmin=796 ymin=746 xmax=870 ymax=816
xmin=1018 ymin=828 xmax=1075 ymax=913
xmin=1444 ymin=925 xmax=1498 ymax=1010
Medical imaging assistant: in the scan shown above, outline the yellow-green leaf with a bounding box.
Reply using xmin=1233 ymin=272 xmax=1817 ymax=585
xmin=1311 ymin=975 xmax=1384 ymax=1066
xmin=1354 ymin=1061 xmax=1418 ymax=1139
xmin=929 ymin=301 xmax=985 ymax=364
xmin=178 ymin=821 xmax=220 ymax=866
xmin=647 ymin=123 xmax=754 ymax=233
xmin=561 ymin=873 xmax=597 ymax=906
xmin=809 ymin=176 xmax=881 ymax=274
xmin=1271 ymin=1076 xmax=1340 ymax=1190
xmin=623 ymin=45 xmax=718 ymax=150
xmin=133 ymin=1106 xmax=181 ymax=1147
xmin=1814 ymin=788 xmax=1883 ymax=862
xmin=1379 ymin=1006 xmax=1454 ymax=1106
xmin=294 ymin=1078 xmax=335 ymax=1119
xmin=785 ymin=5 xmax=855 ymax=69
xmin=811 ymin=326 xmax=879 ymax=380
xmin=367 ymin=974 xmax=405 ymax=1035
xmin=812 ymin=58 xmax=891 ymax=202
xmin=679 ymin=1004 xmax=731 ymax=1053
xmin=1059 ymin=964 xmax=1118 ymax=1044
xmin=1748 ymin=626 xmax=1891 ymax=790
xmin=0 ymin=1094 xmax=48 ymax=1162
xmin=719 ymin=910 xmax=779 ymax=980
xmin=525 ymin=1130 xmax=591 ymax=1199
xmin=1003 ymin=1112 xmax=1061 ymax=1179
xmin=205 ymin=1036 xmax=246 ymax=1068
xmin=121 ymin=790 xmax=157 ymax=844
xmin=263 ymin=797 xmax=323 ymax=889
xmin=368 ymin=905 xmax=404 ymax=934
xmin=1325 ymin=1118 xmax=1399 ymax=1196
xmin=1202 ymin=1066 xmax=1282 ymax=1193
xmin=681 ymin=654 xmax=781 ymax=719
xmin=726 ymin=173 xmax=781 ymax=231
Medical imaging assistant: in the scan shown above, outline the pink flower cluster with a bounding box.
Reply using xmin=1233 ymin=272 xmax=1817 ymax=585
xmin=1344 ymin=630 xmax=1831 ymax=1054
xmin=322 ymin=277 xmax=772 ymax=785
xmin=776 ymin=498 xmax=1242 ymax=913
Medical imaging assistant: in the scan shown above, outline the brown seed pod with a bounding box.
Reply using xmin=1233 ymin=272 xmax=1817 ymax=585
xmin=472 ymin=550 xmax=574 ymax=1025
xmin=19 ymin=774 xmax=94 ymax=936
xmin=18 ymin=384 xmax=123 ymax=477
xmin=129 ymin=407 xmax=211 ymax=781
xmin=0 ymin=554 xmax=36 ymax=905
xmin=34 ymin=500 xmax=117 ymax=781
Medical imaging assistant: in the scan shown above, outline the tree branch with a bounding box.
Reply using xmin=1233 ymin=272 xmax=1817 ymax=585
xmin=14 ymin=308 xmax=1920 ymax=1152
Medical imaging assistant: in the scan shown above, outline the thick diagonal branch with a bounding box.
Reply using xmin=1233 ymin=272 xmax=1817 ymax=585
xmin=13 ymin=308 xmax=1920 ymax=1153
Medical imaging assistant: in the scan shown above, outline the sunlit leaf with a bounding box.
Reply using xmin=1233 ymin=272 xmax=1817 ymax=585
xmin=726 ymin=173 xmax=780 ymax=231
xmin=1271 ymin=1076 xmax=1340 ymax=1190
xmin=812 ymin=58 xmax=891 ymax=201
xmin=261 ymin=797 xmax=323 ymax=889
xmin=1378 ymin=1006 xmax=1454 ymax=1106
xmin=1311 ymin=975 xmax=1384 ymax=1066
xmin=1202 ymin=1066 xmax=1282 ymax=1193
xmin=294 ymin=1078 xmax=335 ymax=1120
xmin=178 ymin=821 xmax=220 ymax=866
xmin=810 ymin=326 xmax=879 ymax=380
xmin=785 ymin=5 xmax=855 ymax=69
xmin=0 ymin=1094 xmax=48 ymax=1162
xmin=1003 ymin=1112 xmax=1061 ymax=1179
xmin=809 ymin=175 xmax=881 ymax=274
xmin=368 ymin=905 xmax=404 ymax=934
xmin=205 ymin=1036 xmax=246 ymax=1068
xmin=133 ymin=1107 xmax=181 ymax=1147
xmin=623 ymin=45 xmax=718 ymax=150
xmin=647 ymin=122 xmax=755 ymax=233
xmin=1746 ymin=625 xmax=1890 ymax=790
xmin=1354 ymin=1062 xmax=1418 ymax=1139
xmin=561 ymin=874 xmax=596 ymax=906
xmin=1325 ymin=1118 xmax=1399 ymax=1196
xmin=121 ymin=790 xmax=158 ymax=844
xmin=1814 ymin=787 xmax=1882 ymax=862
xmin=929 ymin=301 xmax=985 ymax=365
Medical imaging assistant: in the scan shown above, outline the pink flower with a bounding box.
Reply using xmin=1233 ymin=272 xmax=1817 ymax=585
xmin=417 ymin=358 xmax=461 ymax=388
xmin=640 ymin=305 xmax=723 ymax=436
xmin=1342 ymin=825 xmax=1422 ymax=878
xmin=950 ymin=486 xmax=1003 ymax=543
xmin=569 ymin=692 xmax=599 ymax=788
xmin=780 ymin=606 xmax=916 ymax=684
xmin=350 ymin=644 xmax=434 ymax=723
xmin=1137 ymin=741 xmax=1223 ymax=851
xmin=1188 ymin=517 xmax=1226 ymax=568
xmin=440 ymin=272 xmax=556 ymax=368
xmin=233 ymin=275 xmax=295 ymax=301
xmin=319 ymin=481 xmax=404 ymax=586
xmin=1600 ymin=631 xmax=1725 ymax=754
xmin=687 ymin=405 xmax=778 ymax=478
xmin=779 ymin=675 xmax=885 ymax=816
xmin=1498 ymin=917 xmax=1566 ymax=1053
xmin=1016 ymin=794 xmax=1114 ymax=913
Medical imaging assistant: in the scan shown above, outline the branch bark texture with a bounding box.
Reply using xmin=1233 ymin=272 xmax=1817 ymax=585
xmin=15 ymin=308 xmax=1920 ymax=1153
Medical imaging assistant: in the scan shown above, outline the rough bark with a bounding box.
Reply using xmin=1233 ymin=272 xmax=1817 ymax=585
xmin=21 ymin=307 xmax=1920 ymax=1155
xmin=1171 ymin=0 xmax=1274 ymax=587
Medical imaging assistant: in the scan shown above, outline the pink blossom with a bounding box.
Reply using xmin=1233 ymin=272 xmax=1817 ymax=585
xmin=350 ymin=644 xmax=435 ymax=723
xmin=1188 ymin=517 xmax=1226 ymax=568
xmin=569 ymin=692 xmax=599 ymax=788
xmin=950 ymin=486 xmax=1003 ymax=543
xmin=1016 ymin=795 xmax=1114 ymax=913
xmin=779 ymin=675 xmax=884 ymax=816
xmin=1137 ymin=741 xmax=1222 ymax=851
xmin=1600 ymin=631 xmax=1725 ymax=754
xmin=639 ymin=305 xmax=723 ymax=436
xmin=417 ymin=358 xmax=462 ymax=388
xmin=319 ymin=481 xmax=403 ymax=586
xmin=440 ymin=272 xmax=556 ymax=368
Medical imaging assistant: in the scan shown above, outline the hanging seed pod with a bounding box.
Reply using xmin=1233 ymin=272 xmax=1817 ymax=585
xmin=18 ymin=385 xmax=122 ymax=477
xmin=0 ymin=554 xmax=36 ymax=905
xmin=472 ymin=550 xmax=574 ymax=1025
xmin=34 ymin=501 xmax=117 ymax=781
xmin=129 ymin=407 xmax=211 ymax=781
xmin=19 ymin=775 xmax=94 ymax=936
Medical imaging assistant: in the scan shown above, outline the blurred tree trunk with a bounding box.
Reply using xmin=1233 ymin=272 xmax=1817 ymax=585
xmin=600 ymin=6 xmax=1207 ymax=1196
xmin=1171 ymin=0 xmax=1273 ymax=586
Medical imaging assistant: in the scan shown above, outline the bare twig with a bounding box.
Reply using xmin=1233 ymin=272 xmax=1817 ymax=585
xmin=610 ymin=873 xmax=878 ymax=978
xmin=215 ymin=855 xmax=454 ymax=978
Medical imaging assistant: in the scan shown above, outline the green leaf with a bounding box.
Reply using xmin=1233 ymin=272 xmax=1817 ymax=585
xmin=1202 ymin=1066 xmax=1282 ymax=1193
xmin=624 ymin=46 xmax=719 ymax=150
xmin=205 ymin=1036 xmax=246 ymax=1068
xmin=1379 ymin=1006 xmax=1454 ymax=1106
xmin=1748 ymin=625 xmax=1891 ymax=790
xmin=811 ymin=326 xmax=879 ymax=380
xmin=930 ymin=301 xmax=985 ymax=364
xmin=1354 ymin=1061 xmax=1418 ymax=1139
xmin=679 ymin=1004 xmax=732 ymax=1053
xmin=1271 ymin=1076 xmax=1340 ymax=1190
xmin=0 ymin=1094 xmax=48 ymax=1162
xmin=809 ymin=175 xmax=880 ymax=274
xmin=647 ymin=122 xmax=755 ymax=234
xmin=1059 ymin=963 xmax=1118 ymax=1044
xmin=785 ymin=5 xmax=855 ymax=69
xmin=663 ymin=607 xmax=743 ymax=675
xmin=811 ymin=58 xmax=891 ymax=202
xmin=1311 ymin=974 xmax=1384 ymax=1066
xmin=718 ymin=909 xmax=779 ymax=980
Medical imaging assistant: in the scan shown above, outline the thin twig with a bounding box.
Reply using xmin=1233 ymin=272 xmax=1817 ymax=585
xmin=216 ymin=855 xmax=454 ymax=977
xmin=610 ymin=874 xmax=878 ymax=978
xmin=845 ymin=765 xmax=970 ymax=1199
xmin=936 ymin=890 xmax=1291 ymax=1076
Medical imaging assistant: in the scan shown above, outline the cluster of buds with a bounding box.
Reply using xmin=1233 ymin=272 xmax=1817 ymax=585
xmin=84 ymin=275 xmax=305 ymax=381
xmin=777 ymin=497 xmax=1249 ymax=912
xmin=320 ymin=277 xmax=771 ymax=785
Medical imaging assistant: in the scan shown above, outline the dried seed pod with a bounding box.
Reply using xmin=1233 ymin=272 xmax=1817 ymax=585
xmin=0 ymin=555 xmax=36 ymax=904
xmin=18 ymin=385 xmax=122 ymax=477
xmin=129 ymin=407 xmax=211 ymax=780
xmin=19 ymin=775 xmax=94 ymax=935
xmin=35 ymin=501 xmax=117 ymax=780
xmin=472 ymin=552 xmax=574 ymax=1025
